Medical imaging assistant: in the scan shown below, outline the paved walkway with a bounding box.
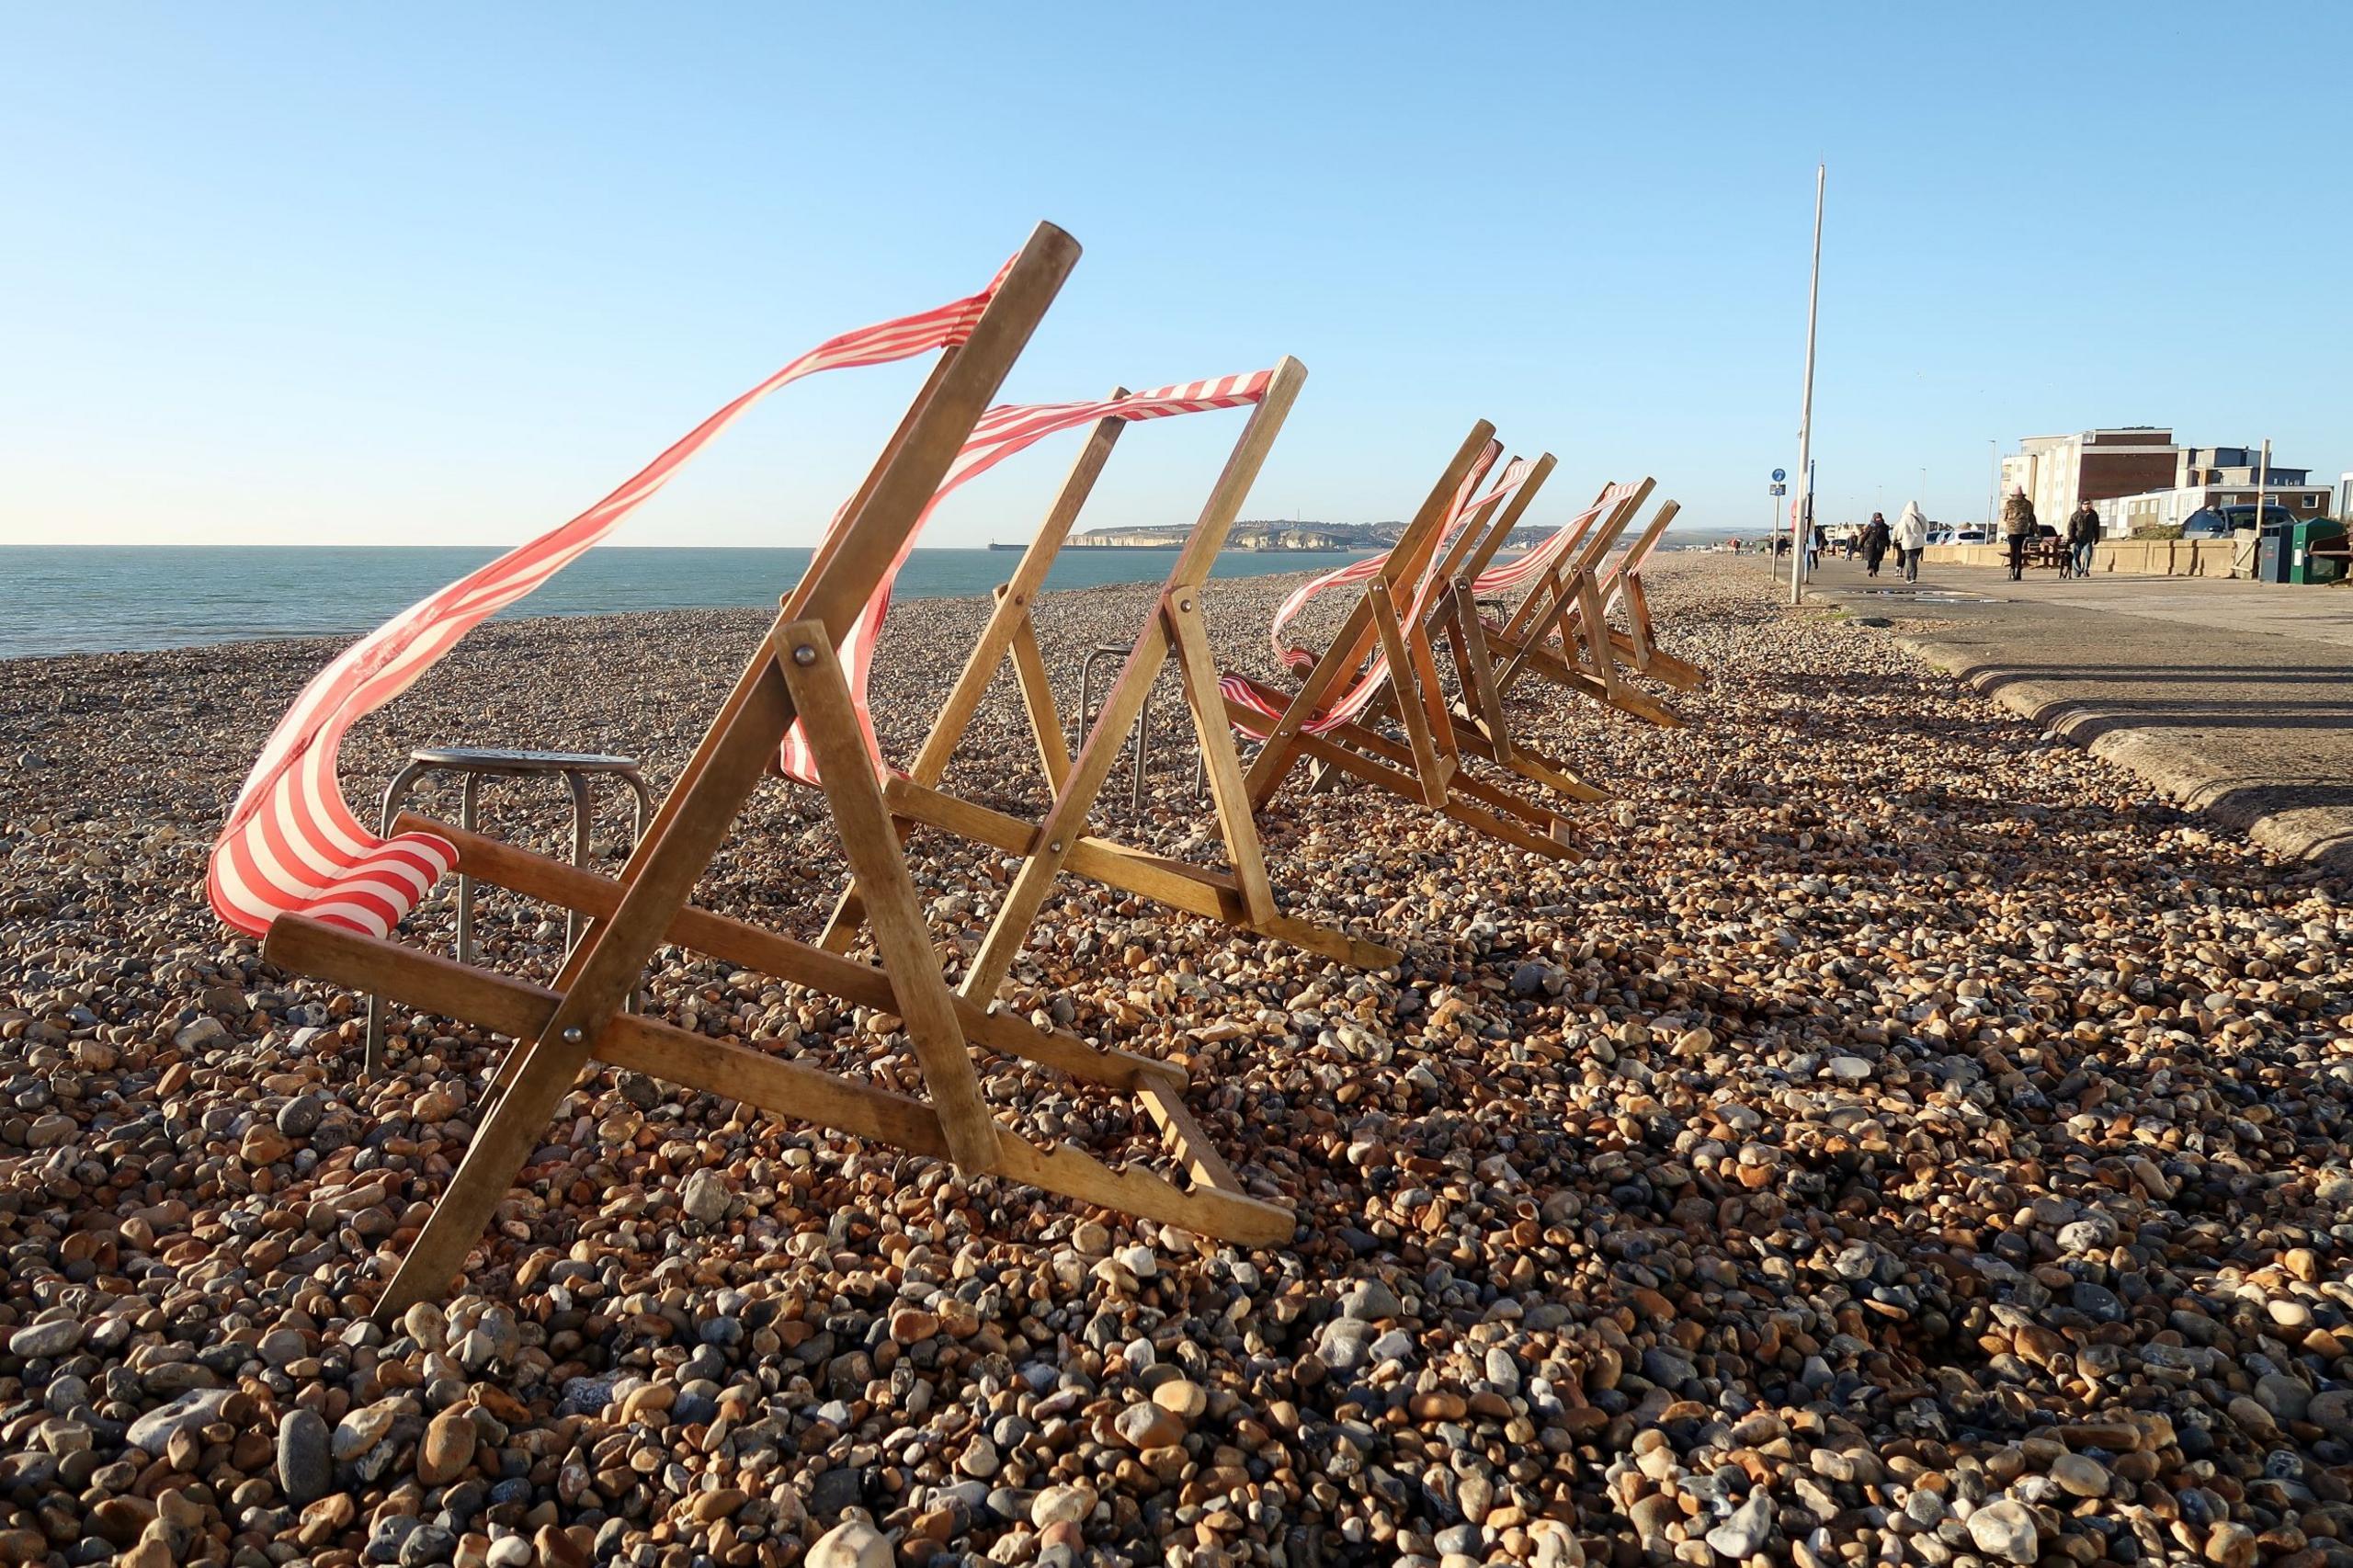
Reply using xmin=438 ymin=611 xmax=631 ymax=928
xmin=1795 ymin=556 xmax=2353 ymax=874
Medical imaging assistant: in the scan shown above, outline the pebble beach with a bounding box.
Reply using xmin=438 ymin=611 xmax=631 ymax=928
xmin=1 ymin=552 xmax=2348 ymax=1568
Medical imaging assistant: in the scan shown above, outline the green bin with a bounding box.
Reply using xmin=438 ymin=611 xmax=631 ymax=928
xmin=2289 ymin=519 xmax=2348 ymax=585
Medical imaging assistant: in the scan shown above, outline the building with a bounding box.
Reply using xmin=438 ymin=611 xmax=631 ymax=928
xmin=2095 ymin=448 xmax=2332 ymax=535
xmin=1997 ymin=427 xmax=2179 ymax=530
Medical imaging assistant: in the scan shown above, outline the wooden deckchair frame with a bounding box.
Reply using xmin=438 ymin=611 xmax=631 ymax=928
xmin=1223 ymin=423 xmax=1586 ymax=862
xmin=1356 ymin=452 xmax=1610 ymax=806
xmin=251 ymin=225 xmax=1294 ymax=1319
xmin=818 ymin=356 xmax=1400 ymax=1006
xmin=1589 ymin=509 xmax=1705 ymax=693
xmin=1476 ymin=481 xmax=1698 ymax=726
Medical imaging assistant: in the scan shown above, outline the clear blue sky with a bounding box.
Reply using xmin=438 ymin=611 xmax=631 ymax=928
xmin=4 ymin=3 xmax=2346 ymax=548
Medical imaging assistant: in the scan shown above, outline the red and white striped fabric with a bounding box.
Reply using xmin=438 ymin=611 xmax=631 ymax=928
xmin=776 ymin=370 xmax=1273 ymax=786
xmin=1599 ymin=512 xmax=1674 ymax=614
xmin=209 ymin=262 xmax=1015 ymax=940
xmin=1261 ymin=440 xmax=1502 ymax=674
xmin=1222 ymin=451 xmax=1534 ymax=739
xmin=1472 ymin=481 xmax=1643 ymax=597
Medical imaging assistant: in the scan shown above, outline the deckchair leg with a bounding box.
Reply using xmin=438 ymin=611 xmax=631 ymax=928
xmin=1008 ymin=613 xmax=1076 ymax=790
xmin=1364 ymin=587 xmax=1451 ymax=809
xmin=1448 ymin=582 xmax=1517 ymax=768
xmin=775 ymin=623 xmax=1003 ymax=1173
xmin=1164 ymin=593 xmax=1278 ymax=925
xmin=820 ymin=393 xmax=1133 ymax=954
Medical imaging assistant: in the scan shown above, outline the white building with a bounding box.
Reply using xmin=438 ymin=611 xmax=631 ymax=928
xmin=1997 ymin=427 xmax=2178 ymax=534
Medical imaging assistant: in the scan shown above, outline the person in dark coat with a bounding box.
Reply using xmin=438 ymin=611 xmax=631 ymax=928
xmin=1861 ymin=512 xmax=1892 ymax=576
xmin=2066 ymin=500 xmax=2102 ymax=578
xmin=2001 ymin=488 xmax=2038 ymax=581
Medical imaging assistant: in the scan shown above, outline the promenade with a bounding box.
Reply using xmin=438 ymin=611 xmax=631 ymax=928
xmin=1806 ymin=555 xmax=2353 ymax=872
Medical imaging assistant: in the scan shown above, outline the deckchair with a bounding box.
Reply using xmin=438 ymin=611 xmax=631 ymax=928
xmin=1218 ymin=424 xmax=1586 ymax=862
xmin=1583 ymin=496 xmax=1706 ymax=692
xmin=1354 ymin=454 xmax=1616 ymax=806
xmin=210 ymin=224 xmax=1295 ymax=1319
xmin=813 ymin=357 xmax=1401 ymax=1006
xmin=1473 ymin=481 xmax=1695 ymax=727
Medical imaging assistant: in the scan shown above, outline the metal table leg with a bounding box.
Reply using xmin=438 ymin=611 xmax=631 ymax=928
xmin=365 ymin=759 xmax=434 ymax=1079
xmin=563 ymin=770 xmax=593 ymax=954
xmin=456 ymin=773 xmax=482 ymax=965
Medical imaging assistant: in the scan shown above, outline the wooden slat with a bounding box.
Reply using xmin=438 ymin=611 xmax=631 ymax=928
xmin=992 ymin=1133 xmax=1292 ymax=1248
xmin=961 ymin=359 xmax=1309 ymax=1004
xmin=1364 ymin=585 xmax=1449 ymax=808
xmin=1137 ymin=1081 xmax=1244 ymax=1194
xmin=1163 ymin=592 xmax=1276 ymax=925
xmin=1007 ymin=615 xmax=1074 ymax=791
xmin=1242 ymin=422 xmax=1495 ymax=808
xmin=266 ymin=915 xmax=954 ymax=1158
xmin=265 ymin=915 xmax=1290 ymax=1247
xmin=1576 ymin=573 xmax=1620 ymax=699
xmin=818 ymin=390 xmax=1131 ymax=949
xmin=374 ymin=223 xmax=1080 ymax=1320
xmin=1449 ymin=580 xmax=1518 ymax=766
xmin=776 ymin=619 xmax=1002 ymax=1172
xmin=397 ymin=812 xmax=1181 ymax=1093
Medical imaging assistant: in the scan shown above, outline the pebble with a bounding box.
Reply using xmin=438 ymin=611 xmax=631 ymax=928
xmin=0 ymin=560 xmax=2348 ymax=1567
xmin=806 ymin=1520 xmax=891 ymax=1568
xmin=278 ymin=1407 xmax=333 ymax=1504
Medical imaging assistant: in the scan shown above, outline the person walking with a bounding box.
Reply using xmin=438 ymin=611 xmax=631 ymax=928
xmin=1861 ymin=511 xmax=1892 ymax=577
xmin=1893 ymin=500 xmax=1927 ymax=582
xmin=2066 ymin=499 xmax=2101 ymax=579
xmin=2001 ymin=486 xmax=2037 ymax=581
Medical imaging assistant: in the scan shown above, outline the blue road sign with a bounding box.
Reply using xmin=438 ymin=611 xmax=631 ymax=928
xmin=1771 ymin=468 xmax=1787 ymax=483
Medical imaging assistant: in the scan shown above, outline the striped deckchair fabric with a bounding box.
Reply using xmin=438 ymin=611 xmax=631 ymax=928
xmin=1218 ymin=423 xmax=1588 ymax=864
xmin=1262 ymin=442 xmax=1505 ymax=677
xmin=1472 ymin=481 xmax=1643 ymax=597
xmin=210 ymin=262 xmax=1017 ymax=944
xmin=1468 ymin=477 xmax=1699 ymax=727
xmin=216 ymin=224 xmax=1318 ymax=1315
xmin=777 ymin=371 xmax=1275 ymax=786
xmin=1330 ymin=460 xmax=1621 ymax=809
xmin=816 ymin=355 xmax=1402 ymax=1000
xmin=1219 ymin=447 xmax=1521 ymax=737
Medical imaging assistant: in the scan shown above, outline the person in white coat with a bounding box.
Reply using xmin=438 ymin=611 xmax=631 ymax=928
xmin=1893 ymin=501 xmax=1928 ymax=583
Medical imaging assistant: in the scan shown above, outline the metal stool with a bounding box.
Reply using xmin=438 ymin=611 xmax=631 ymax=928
xmin=363 ymin=746 xmax=653 ymax=1076
xmin=1074 ymin=646 xmax=1205 ymax=816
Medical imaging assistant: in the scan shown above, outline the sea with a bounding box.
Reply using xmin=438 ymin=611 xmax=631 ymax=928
xmin=0 ymin=545 xmax=1384 ymax=662
xmin=0 ymin=530 xmax=1745 ymax=661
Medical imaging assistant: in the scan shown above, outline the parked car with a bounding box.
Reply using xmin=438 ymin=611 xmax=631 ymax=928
xmin=1952 ymin=526 xmax=1989 ymax=545
xmin=2184 ymin=503 xmax=2302 ymax=538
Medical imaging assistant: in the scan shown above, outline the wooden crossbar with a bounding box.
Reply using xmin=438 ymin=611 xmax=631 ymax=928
xmin=817 ymin=355 xmax=1402 ymax=1004
xmin=1227 ymin=424 xmax=1588 ymax=858
xmin=1359 ymin=451 xmax=1614 ymax=807
xmin=266 ymin=915 xmax=1289 ymax=1249
xmin=1482 ymin=482 xmax=1700 ymax=723
xmin=258 ymin=225 xmax=1302 ymax=1317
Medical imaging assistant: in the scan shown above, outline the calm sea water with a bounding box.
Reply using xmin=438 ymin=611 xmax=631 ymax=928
xmin=0 ymin=545 xmax=1391 ymax=661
